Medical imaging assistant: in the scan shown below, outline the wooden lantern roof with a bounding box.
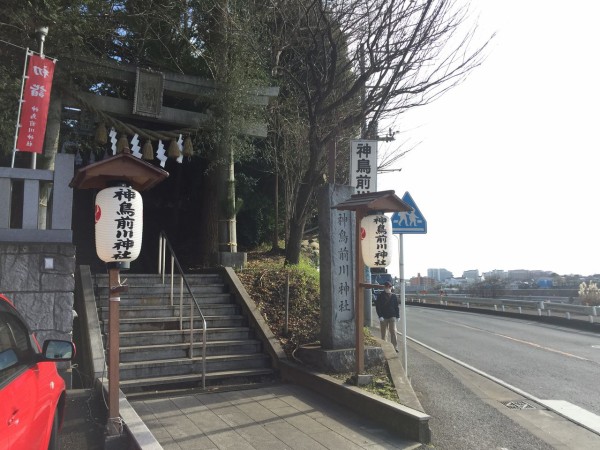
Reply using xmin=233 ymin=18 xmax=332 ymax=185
xmin=332 ymin=190 xmax=412 ymax=213
xmin=69 ymin=149 xmax=169 ymax=191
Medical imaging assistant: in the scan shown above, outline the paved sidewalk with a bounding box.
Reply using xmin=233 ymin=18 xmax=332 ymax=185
xmin=130 ymin=383 xmax=423 ymax=450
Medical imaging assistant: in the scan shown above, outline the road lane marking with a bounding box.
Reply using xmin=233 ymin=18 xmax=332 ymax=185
xmin=426 ymin=316 xmax=592 ymax=362
xmin=408 ymin=335 xmax=600 ymax=436
xmin=538 ymin=400 xmax=600 ymax=435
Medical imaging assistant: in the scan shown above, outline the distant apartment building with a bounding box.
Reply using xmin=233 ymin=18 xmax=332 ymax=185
xmin=507 ymin=269 xmax=531 ymax=281
xmin=530 ymin=270 xmax=554 ymax=280
xmin=483 ymin=270 xmax=508 ymax=280
xmin=427 ymin=268 xmax=453 ymax=282
xmin=483 ymin=269 xmax=555 ymax=283
xmin=445 ymin=277 xmax=468 ymax=288
xmin=409 ymin=273 xmax=436 ymax=290
xmin=462 ymin=270 xmax=481 ymax=282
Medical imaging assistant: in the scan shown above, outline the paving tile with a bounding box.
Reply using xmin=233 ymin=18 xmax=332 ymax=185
xmin=240 ymin=388 xmax=271 ymax=397
xmin=131 ymin=402 xmax=173 ymax=442
xmin=206 ymin=430 xmax=257 ymax=449
xmin=284 ymin=414 xmax=330 ymax=434
xmin=132 ymin=384 xmax=421 ymax=450
xmin=217 ymin=389 xmax=256 ymax=402
xmin=259 ymin=397 xmax=292 ymax=410
xmin=175 ymin=434 xmax=219 ymax=450
xmin=362 ymin=444 xmax=403 ymax=450
xmin=311 ymin=415 xmax=385 ymax=447
xmin=183 ymin=410 xmax=231 ymax=434
xmin=235 ymin=423 xmax=284 ymax=446
xmin=263 ymin=421 xmax=328 ymax=450
xmin=197 ymin=392 xmax=234 ymax=406
xmin=244 ymin=442 xmax=291 ymax=450
xmin=216 ymin=409 xmax=255 ymax=428
xmin=162 ymin=415 xmax=204 ymax=443
xmin=269 ymin=405 xmax=303 ymax=419
xmin=310 ymin=430 xmax=367 ymax=449
xmin=278 ymin=394 xmax=318 ymax=413
xmin=170 ymin=395 xmax=210 ymax=413
xmin=211 ymin=404 xmax=245 ymax=416
xmin=234 ymin=401 xmax=283 ymax=423
xmin=142 ymin=398 xmax=187 ymax=424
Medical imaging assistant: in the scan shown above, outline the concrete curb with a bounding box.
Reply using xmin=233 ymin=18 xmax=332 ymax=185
xmin=278 ymin=359 xmax=431 ymax=443
xmin=221 ymin=268 xmax=431 ymax=444
xmin=221 ymin=266 xmax=288 ymax=366
xmin=95 ymin=379 xmax=162 ymax=450
xmin=370 ymin=330 xmax=426 ymax=413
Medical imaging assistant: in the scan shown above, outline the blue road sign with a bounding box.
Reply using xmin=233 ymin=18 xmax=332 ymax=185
xmin=392 ymin=191 xmax=427 ymax=234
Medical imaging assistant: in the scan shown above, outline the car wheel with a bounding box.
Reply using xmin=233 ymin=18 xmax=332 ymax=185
xmin=47 ymin=410 xmax=59 ymax=450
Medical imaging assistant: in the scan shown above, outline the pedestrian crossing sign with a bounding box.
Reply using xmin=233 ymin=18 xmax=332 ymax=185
xmin=392 ymin=191 xmax=427 ymax=234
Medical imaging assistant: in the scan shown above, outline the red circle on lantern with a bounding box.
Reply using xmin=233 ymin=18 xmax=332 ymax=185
xmin=360 ymin=227 xmax=366 ymax=240
xmin=95 ymin=204 xmax=101 ymax=224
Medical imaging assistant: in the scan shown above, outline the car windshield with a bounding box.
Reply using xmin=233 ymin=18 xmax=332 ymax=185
xmin=0 ymin=312 xmax=35 ymax=385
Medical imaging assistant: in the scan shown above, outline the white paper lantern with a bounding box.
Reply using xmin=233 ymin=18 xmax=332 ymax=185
xmin=95 ymin=185 xmax=143 ymax=263
xmin=360 ymin=214 xmax=392 ymax=268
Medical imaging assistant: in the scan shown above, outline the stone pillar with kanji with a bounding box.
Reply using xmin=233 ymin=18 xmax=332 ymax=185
xmin=318 ymin=184 xmax=356 ymax=349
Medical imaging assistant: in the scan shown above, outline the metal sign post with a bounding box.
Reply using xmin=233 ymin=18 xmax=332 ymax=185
xmin=392 ymin=191 xmax=427 ymax=376
xmin=398 ymin=234 xmax=408 ymax=374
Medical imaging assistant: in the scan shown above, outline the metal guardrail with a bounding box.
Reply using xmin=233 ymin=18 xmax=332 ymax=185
xmin=409 ymin=294 xmax=598 ymax=323
xmin=158 ymin=231 xmax=207 ymax=388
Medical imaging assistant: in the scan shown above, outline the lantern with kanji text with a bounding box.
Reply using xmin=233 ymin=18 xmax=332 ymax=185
xmin=360 ymin=213 xmax=393 ymax=268
xmin=95 ymin=184 xmax=143 ymax=263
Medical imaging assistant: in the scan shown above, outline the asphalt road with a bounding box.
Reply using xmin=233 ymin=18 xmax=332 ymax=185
xmin=403 ymin=306 xmax=600 ymax=449
xmin=405 ymin=306 xmax=600 ymax=415
xmin=408 ymin=343 xmax=555 ymax=450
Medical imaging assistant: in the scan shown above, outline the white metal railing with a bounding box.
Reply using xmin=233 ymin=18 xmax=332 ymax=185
xmin=409 ymin=294 xmax=598 ymax=323
xmin=158 ymin=231 xmax=207 ymax=388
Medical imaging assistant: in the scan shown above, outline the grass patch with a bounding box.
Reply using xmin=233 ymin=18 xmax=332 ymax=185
xmin=235 ymin=247 xmax=398 ymax=402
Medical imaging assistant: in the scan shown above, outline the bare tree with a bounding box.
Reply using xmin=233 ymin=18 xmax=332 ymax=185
xmin=265 ymin=0 xmax=492 ymax=264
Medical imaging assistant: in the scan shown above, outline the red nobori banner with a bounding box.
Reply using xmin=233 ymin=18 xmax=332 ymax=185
xmin=15 ymin=53 xmax=56 ymax=154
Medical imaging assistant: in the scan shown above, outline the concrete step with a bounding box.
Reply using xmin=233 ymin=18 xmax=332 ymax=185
xmin=95 ymin=284 xmax=228 ymax=298
xmin=98 ymin=304 xmax=239 ymax=320
xmin=95 ymin=270 xmax=275 ymax=392
xmin=101 ymin=315 xmax=245 ymax=333
xmin=118 ymin=327 xmax=255 ymax=346
xmin=96 ymin=292 xmax=234 ymax=307
xmin=118 ymin=339 xmax=263 ymax=362
xmin=94 ymin=273 xmax=222 ymax=287
xmin=119 ymin=354 xmax=272 ymax=380
xmin=119 ymin=368 xmax=276 ymax=392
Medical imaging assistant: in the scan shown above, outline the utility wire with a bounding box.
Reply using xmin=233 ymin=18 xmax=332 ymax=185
xmin=0 ymin=38 xmax=28 ymax=51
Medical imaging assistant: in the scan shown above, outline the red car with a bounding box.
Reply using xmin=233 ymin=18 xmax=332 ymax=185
xmin=0 ymin=293 xmax=75 ymax=450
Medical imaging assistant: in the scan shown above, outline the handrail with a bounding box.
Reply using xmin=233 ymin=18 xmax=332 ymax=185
xmin=157 ymin=231 xmax=207 ymax=389
xmin=408 ymin=294 xmax=598 ymax=323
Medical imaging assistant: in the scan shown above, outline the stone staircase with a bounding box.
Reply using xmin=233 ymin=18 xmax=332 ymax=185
xmin=93 ymin=272 xmax=275 ymax=392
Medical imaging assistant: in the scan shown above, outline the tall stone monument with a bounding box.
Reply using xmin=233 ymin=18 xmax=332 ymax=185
xmin=318 ymin=184 xmax=356 ymax=349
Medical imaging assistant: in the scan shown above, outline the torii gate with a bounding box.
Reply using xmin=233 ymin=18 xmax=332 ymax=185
xmin=55 ymin=57 xmax=278 ymax=266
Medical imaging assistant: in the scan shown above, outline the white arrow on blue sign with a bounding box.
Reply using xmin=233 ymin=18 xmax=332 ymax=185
xmin=392 ymin=191 xmax=427 ymax=234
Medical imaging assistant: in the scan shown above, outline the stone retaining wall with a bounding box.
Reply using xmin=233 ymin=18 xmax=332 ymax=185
xmin=0 ymin=243 xmax=76 ymax=344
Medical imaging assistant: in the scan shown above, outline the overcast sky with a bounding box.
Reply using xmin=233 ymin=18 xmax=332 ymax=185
xmin=378 ymin=0 xmax=599 ymax=279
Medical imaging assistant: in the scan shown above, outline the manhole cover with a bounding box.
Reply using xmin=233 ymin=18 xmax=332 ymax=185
xmin=502 ymin=400 xmax=536 ymax=410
